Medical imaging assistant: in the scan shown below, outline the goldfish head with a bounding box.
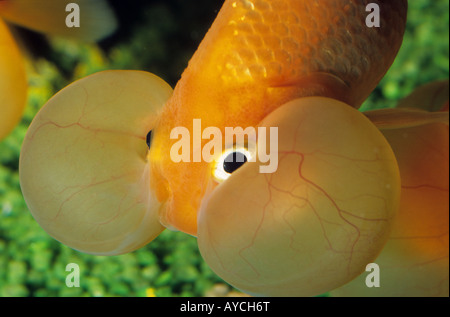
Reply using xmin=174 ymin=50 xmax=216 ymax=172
xmin=145 ymin=0 xmax=408 ymax=238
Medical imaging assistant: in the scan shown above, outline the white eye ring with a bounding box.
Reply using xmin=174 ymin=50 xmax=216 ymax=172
xmin=213 ymin=147 xmax=253 ymax=182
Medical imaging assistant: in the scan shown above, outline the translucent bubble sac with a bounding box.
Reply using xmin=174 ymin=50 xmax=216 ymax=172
xmin=20 ymin=71 xmax=172 ymax=255
xmin=198 ymin=97 xmax=401 ymax=296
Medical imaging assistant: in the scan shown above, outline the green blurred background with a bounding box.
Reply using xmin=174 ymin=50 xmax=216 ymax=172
xmin=0 ymin=0 xmax=448 ymax=297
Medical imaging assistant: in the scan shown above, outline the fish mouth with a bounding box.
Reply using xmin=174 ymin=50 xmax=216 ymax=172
xmin=156 ymin=194 xmax=202 ymax=236
xmin=149 ymin=158 xmax=210 ymax=236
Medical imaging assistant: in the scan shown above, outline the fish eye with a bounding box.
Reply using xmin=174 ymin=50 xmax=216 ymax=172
xmin=213 ymin=147 xmax=253 ymax=182
xmin=146 ymin=130 xmax=152 ymax=149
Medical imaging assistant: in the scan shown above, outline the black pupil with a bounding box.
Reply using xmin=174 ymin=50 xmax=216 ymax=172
xmin=146 ymin=130 xmax=152 ymax=149
xmin=223 ymin=152 xmax=247 ymax=174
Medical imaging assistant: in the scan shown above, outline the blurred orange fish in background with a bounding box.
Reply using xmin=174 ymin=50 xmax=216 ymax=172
xmin=0 ymin=0 xmax=117 ymax=141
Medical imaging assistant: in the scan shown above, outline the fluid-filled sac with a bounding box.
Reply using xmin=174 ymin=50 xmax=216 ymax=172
xmin=18 ymin=0 xmax=449 ymax=297
xmin=20 ymin=71 xmax=172 ymax=255
xmin=333 ymin=84 xmax=449 ymax=297
xmin=332 ymin=120 xmax=449 ymax=297
xmin=197 ymin=97 xmax=401 ymax=296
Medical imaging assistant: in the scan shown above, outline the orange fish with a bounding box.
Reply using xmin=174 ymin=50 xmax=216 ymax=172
xmin=19 ymin=0 xmax=449 ymax=296
xmin=0 ymin=0 xmax=117 ymax=141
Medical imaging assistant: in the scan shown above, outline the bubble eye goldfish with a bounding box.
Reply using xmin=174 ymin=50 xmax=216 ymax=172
xmin=19 ymin=0 xmax=449 ymax=296
xmin=0 ymin=0 xmax=117 ymax=141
